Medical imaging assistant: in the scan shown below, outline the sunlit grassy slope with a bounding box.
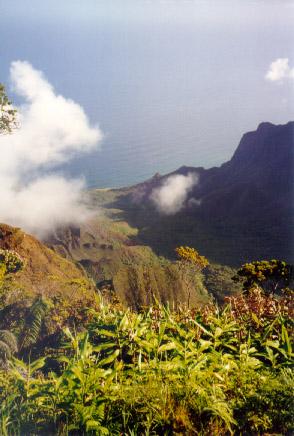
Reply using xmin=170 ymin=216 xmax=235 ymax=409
xmin=45 ymin=187 xmax=241 ymax=308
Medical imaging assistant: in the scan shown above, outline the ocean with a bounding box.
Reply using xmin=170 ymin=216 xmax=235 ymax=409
xmin=1 ymin=0 xmax=294 ymax=189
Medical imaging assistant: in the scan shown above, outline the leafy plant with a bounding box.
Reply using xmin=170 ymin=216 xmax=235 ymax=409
xmin=0 ymin=250 xmax=23 ymax=310
xmin=18 ymin=296 xmax=54 ymax=355
xmin=232 ymin=259 xmax=293 ymax=297
xmin=0 ymin=290 xmax=293 ymax=435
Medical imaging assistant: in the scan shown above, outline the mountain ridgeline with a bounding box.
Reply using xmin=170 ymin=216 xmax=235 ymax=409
xmin=124 ymin=121 xmax=294 ymax=263
xmin=196 ymin=121 xmax=293 ymax=221
xmin=132 ymin=122 xmax=292 ymax=215
xmin=40 ymin=121 xmax=293 ymax=307
xmin=1 ymin=122 xmax=292 ymax=308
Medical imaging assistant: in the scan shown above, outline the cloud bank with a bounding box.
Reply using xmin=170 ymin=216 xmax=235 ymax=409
xmin=150 ymin=172 xmax=199 ymax=214
xmin=265 ymin=58 xmax=294 ymax=83
xmin=0 ymin=61 xmax=103 ymax=237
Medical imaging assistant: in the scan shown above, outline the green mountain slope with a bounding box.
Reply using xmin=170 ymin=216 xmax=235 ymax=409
xmin=44 ymin=188 xmax=240 ymax=308
xmin=44 ymin=122 xmax=293 ymax=307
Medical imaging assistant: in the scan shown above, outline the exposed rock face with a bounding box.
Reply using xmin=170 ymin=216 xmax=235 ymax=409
xmin=45 ymin=226 xmax=82 ymax=253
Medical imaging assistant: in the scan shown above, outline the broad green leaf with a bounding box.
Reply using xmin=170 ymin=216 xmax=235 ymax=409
xmin=261 ymin=318 xmax=278 ymax=342
xmin=57 ymin=355 xmax=71 ymax=364
xmin=198 ymin=339 xmax=213 ymax=353
xmin=266 ymin=340 xmax=280 ymax=349
xmin=119 ymin=313 xmax=129 ymax=331
xmin=191 ymin=320 xmax=213 ymax=337
xmin=214 ymin=327 xmax=223 ymax=338
xmin=282 ymin=324 xmax=292 ymax=355
xmin=93 ymin=342 xmax=118 ymax=352
xmin=30 ymin=357 xmax=46 ymax=374
xmin=158 ymin=342 xmax=176 ymax=353
xmin=99 ymin=349 xmax=120 ymax=366
xmin=252 ymin=312 xmax=262 ymax=326
xmin=69 ymin=365 xmax=84 ymax=382
xmin=136 ymin=339 xmax=154 ymax=352
xmin=94 ymin=329 xmax=117 ymax=338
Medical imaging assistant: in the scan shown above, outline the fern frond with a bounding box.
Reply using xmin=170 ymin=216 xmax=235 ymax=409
xmin=0 ymin=330 xmax=18 ymax=354
xmin=0 ymin=341 xmax=11 ymax=361
xmin=19 ymin=296 xmax=53 ymax=352
xmin=74 ymin=402 xmax=109 ymax=435
xmin=93 ymin=401 xmax=106 ymax=424
xmin=74 ymin=403 xmax=95 ymax=425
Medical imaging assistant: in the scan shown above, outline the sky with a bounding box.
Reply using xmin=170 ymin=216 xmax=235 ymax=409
xmin=0 ymin=0 xmax=293 ymax=235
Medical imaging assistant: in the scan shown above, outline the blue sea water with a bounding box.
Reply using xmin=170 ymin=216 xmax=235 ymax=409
xmin=1 ymin=1 xmax=294 ymax=189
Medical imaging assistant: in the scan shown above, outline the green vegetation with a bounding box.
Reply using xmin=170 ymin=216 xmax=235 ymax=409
xmin=0 ymin=288 xmax=293 ymax=436
xmin=0 ymin=249 xmax=293 ymax=435
xmin=203 ymin=264 xmax=241 ymax=303
xmin=0 ymin=178 xmax=292 ymax=435
xmin=0 ymin=250 xmax=24 ymax=310
xmin=46 ymin=194 xmax=241 ymax=308
xmin=1 ymin=77 xmax=293 ymax=434
xmin=0 ymin=83 xmax=18 ymax=134
xmin=175 ymin=246 xmax=209 ymax=308
xmin=0 ymin=223 xmax=88 ymax=300
xmin=85 ymin=186 xmax=292 ymax=269
xmin=232 ymin=260 xmax=293 ymax=297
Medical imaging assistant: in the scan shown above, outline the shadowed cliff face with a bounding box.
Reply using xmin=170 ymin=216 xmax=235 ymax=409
xmin=194 ymin=121 xmax=294 ymax=218
xmin=123 ymin=121 xmax=293 ymax=221
xmin=106 ymin=121 xmax=293 ymax=264
xmin=43 ymin=122 xmax=293 ymax=306
xmin=224 ymin=122 xmax=293 ymax=181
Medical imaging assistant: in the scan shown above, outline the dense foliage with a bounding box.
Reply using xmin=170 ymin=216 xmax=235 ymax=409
xmin=0 ymin=244 xmax=293 ymax=435
xmin=0 ymin=289 xmax=293 ymax=436
xmin=0 ymin=250 xmax=24 ymax=311
xmin=232 ymin=260 xmax=293 ymax=297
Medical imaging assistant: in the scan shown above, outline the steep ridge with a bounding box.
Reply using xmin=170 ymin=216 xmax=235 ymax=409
xmin=0 ymin=223 xmax=86 ymax=297
xmin=194 ymin=122 xmax=294 ymax=263
xmin=126 ymin=121 xmax=294 ymax=264
xmin=196 ymin=121 xmax=294 ymax=218
xmin=45 ymin=215 xmax=213 ymax=308
xmin=44 ymin=122 xmax=293 ymax=305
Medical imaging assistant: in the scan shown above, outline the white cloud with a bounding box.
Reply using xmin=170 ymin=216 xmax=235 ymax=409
xmin=0 ymin=61 xmax=103 ymax=237
xmin=188 ymin=197 xmax=202 ymax=207
xmin=8 ymin=61 xmax=102 ymax=169
xmin=150 ymin=172 xmax=199 ymax=214
xmin=1 ymin=176 xmax=92 ymax=238
xmin=265 ymin=58 xmax=294 ymax=83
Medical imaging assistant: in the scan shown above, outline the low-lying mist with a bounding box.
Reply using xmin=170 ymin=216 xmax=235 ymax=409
xmin=0 ymin=61 xmax=103 ymax=238
xmin=150 ymin=172 xmax=199 ymax=214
